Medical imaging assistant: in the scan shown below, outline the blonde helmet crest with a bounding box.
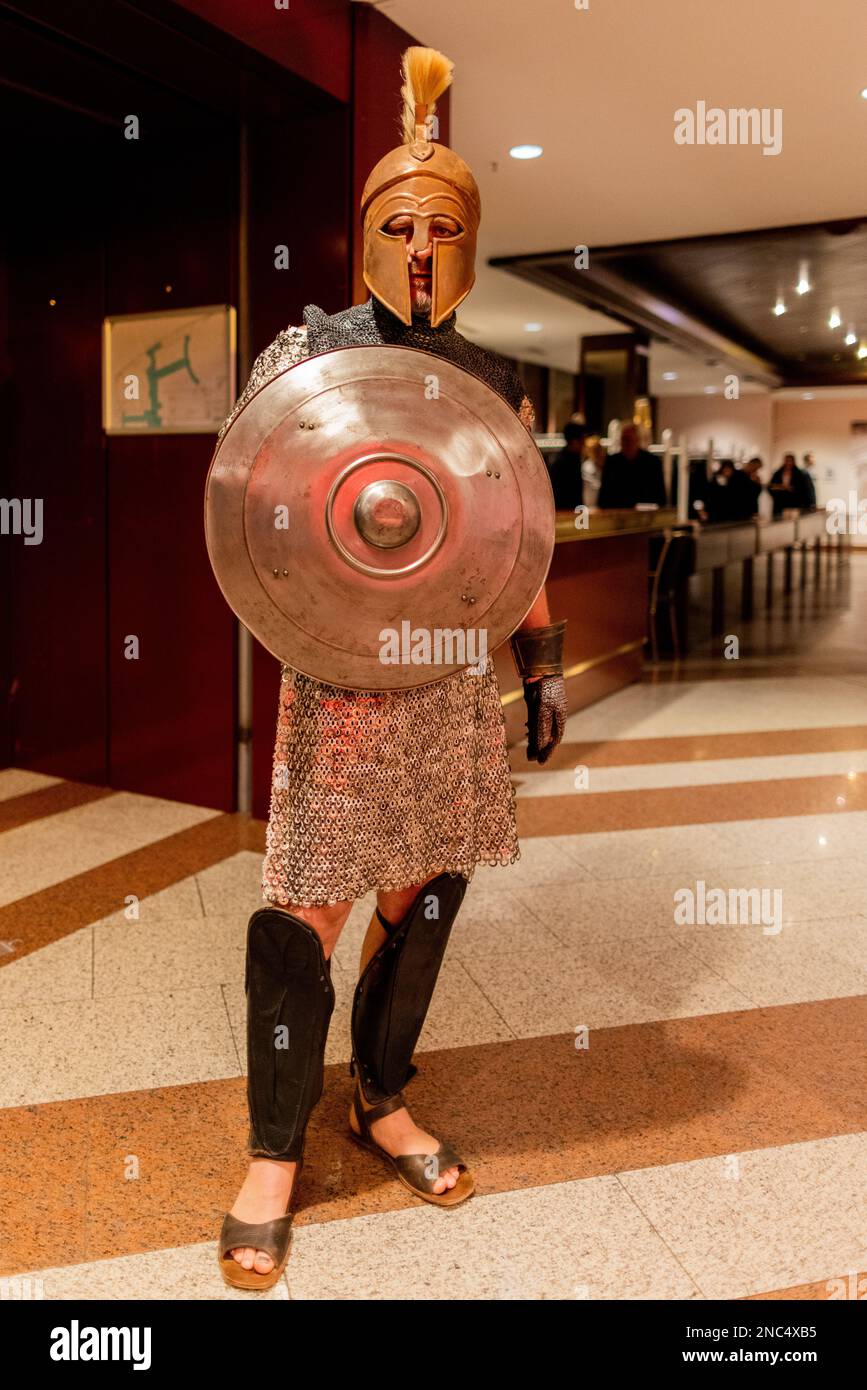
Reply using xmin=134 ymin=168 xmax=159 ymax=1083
xmin=360 ymin=47 xmax=480 ymax=327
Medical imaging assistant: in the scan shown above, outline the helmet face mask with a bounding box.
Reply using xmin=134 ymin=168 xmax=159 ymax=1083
xmin=361 ymin=157 xmax=480 ymax=328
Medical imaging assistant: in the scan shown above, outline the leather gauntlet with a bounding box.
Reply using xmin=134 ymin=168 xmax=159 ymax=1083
xmin=510 ymin=621 xmax=568 ymax=764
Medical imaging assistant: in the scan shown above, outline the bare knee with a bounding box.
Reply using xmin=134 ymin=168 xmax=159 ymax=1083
xmin=377 ymin=878 xmax=430 ymax=925
xmin=285 ymin=900 xmax=352 ymax=958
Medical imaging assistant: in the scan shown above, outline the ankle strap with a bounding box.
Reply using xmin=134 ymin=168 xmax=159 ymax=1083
xmin=353 ymin=1087 xmax=405 ymax=1136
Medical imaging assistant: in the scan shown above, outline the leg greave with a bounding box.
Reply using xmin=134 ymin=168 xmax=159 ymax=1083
xmin=350 ymin=872 xmax=467 ymax=1103
xmin=245 ymin=908 xmax=335 ymax=1162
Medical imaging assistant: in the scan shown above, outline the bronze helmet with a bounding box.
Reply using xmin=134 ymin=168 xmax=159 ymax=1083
xmin=360 ymin=48 xmax=480 ymax=329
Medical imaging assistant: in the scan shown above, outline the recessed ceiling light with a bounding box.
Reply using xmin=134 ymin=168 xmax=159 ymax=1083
xmin=509 ymin=144 xmax=543 ymax=160
xmin=803 ymin=392 xmax=814 ymax=400
xmin=662 ymin=371 xmax=678 ymax=381
xmin=795 ymin=262 xmax=811 ymax=295
xmin=523 ymin=322 xmax=543 ymax=332
xmin=773 ymin=297 xmax=787 ymax=316
xmin=828 ymin=307 xmax=842 ymax=329
xmin=858 ymin=342 xmax=867 ymax=360
xmin=861 ymin=87 xmax=867 ymax=99
xmin=845 ymin=326 xmax=858 ymax=345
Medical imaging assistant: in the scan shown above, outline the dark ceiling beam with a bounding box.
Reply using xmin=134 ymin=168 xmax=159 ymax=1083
xmin=489 ymin=251 xmax=783 ymax=389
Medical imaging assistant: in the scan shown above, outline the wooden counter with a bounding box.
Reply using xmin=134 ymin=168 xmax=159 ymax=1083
xmin=495 ymin=509 xmax=676 ymax=742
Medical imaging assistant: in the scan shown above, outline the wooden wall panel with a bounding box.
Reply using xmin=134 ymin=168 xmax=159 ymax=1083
xmin=4 ymin=107 xmax=107 ymax=782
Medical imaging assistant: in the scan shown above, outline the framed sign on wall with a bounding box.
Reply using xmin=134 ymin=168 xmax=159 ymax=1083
xmin=102 ymin=304 xmax=237 ymax=434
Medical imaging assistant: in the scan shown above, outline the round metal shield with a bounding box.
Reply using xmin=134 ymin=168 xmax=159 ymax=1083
xmin=205 ymin=344 xmax=554 ymax=690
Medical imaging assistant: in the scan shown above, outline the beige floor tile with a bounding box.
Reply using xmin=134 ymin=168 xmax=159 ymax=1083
xmin=449 ymin=887 xmax=562 ymax=963
xmin=720 ymin=812 xmax=867 ymax=866
xmin=0 ymin=986 xmax=240 ymax=1107
xmin=94 ymin=876 xmax=205 ymax=928
xmin=619 ymin=1132 xmax=867 ymax=1300
xmin=565 ymin=823 xmax=745 ymax=882
xmin=473 ymin=837 xmax=593 ymax=891
xmin=513 ymin=877 xmax=691 ymax=946
xmin=196 ymin=851 xmax=266 ymax=917
xmin=0 ymin=927 xmax=93 ymax=1006
xmin=287 ymin=1175 xmax=703 ymax=1300
xmin=0 ymin=793 xmax=218 ymax=907
xmin=93 ymin=912 xmax=247 ymax=998
xmin=678 ymin=923 xmax=867 ymax=1007
xmin=21 ymin=1241 xmax=289 ymax=1301
xmin=0 ymin=769 xmax=61 ymax=801
xmin=463 ymin=936 xmax=752 ymax=1037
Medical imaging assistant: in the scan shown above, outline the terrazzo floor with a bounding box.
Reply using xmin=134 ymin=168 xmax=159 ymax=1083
xmin=1 ymin=560 xmax=866 ymax=1300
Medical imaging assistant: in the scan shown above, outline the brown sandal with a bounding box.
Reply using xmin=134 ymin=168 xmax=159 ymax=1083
xmin=217 ymin=1163 xmax=302 ymax=1291
xmin=348 ymin=1086 xmax=475 ymax=1208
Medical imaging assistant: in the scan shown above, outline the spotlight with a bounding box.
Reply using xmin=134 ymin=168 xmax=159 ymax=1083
xmin=773 ymin=297 xmax=787 ymax=316
xmin=828 ymin=308 xmax=841 ymax=329
xmin=795 ymin=262 xmax=810 ymax=295
xmin=523 ymin=322 xmax=543 ymax=332
xmin=662 ymin=372 xmax=678 ymax=381
xmin=509 ymin=145 xmax=543 ymax=160
xmin=845 ymin=326 xmax=858 ymax=345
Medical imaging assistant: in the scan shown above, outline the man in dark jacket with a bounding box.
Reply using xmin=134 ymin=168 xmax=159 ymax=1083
xmin=598 ymin=423 xmax=666 ymax=509
xmin=769 ymin=454 xmax=813 ymax=514
xmin=547 ymin=421 xmax=587 ymax=511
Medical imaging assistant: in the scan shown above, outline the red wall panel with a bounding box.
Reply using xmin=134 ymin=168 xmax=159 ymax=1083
xmin=4 ymin=108 xmax=107 ymax=783
xmin=173 ymin=0 xmax=352 ymax=103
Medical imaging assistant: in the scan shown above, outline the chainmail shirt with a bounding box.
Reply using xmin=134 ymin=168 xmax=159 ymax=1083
xmin=220 ymin=298 xmax=532 ymax=906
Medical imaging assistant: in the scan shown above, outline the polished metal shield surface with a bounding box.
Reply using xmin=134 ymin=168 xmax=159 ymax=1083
xmin=205 ymin=344 xmax=554 ymax=690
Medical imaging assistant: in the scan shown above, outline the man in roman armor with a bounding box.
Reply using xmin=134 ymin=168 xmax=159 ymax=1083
xmin=216 ymin=47 xmax=568 ymax=1289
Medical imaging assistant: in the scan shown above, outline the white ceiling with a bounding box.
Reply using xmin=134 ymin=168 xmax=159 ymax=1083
xmin=375 ymin=0 xmax=867 ymax=390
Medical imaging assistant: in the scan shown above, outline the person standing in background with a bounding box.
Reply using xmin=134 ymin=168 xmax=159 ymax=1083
xmin=769 ymin=453 xmax=812 ymax=514
xmin=598 ymin=422 xmax=666 ymax=509
xmin=547 ymin=420 xmax=587 ymax=511
xmin=742 ymin=456 xmax=766 ymax=516
xmin=801 ymin=453 xmax=818 ymax=508
xmin=582 ymin=435 xmax=607 ymax=508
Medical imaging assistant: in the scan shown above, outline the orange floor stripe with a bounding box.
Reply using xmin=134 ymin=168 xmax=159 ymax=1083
xmin=515 ymin=724 xmax=867 ymax=772
xmin=742 ymin=1270 xmax=867 ymax=1300
xmin=514 ymin=771 xmax=867 ymax=836
xmin=0 ymin=781 xmax=115 ymax=832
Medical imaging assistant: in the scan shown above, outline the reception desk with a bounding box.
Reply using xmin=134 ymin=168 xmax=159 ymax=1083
xmin=495 ymin=508 xmax=676 ymax=742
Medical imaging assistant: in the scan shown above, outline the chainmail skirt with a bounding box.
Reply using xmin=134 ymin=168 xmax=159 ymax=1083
xmin=262 ymin=665 xmax=519 ymax=906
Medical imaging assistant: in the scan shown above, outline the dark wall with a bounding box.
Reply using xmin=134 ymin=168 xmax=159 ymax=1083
xmin=3 ymin=101 xmax=108 ymax=782
xmin=1 ymin=0 xmax=351 ymax=811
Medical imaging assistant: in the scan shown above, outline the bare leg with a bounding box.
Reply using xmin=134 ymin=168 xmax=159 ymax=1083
xmin=230 ymin=898 xmax=352 ymax=1274
xmin=350 ymin=879 xmax=461 ymax=1195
